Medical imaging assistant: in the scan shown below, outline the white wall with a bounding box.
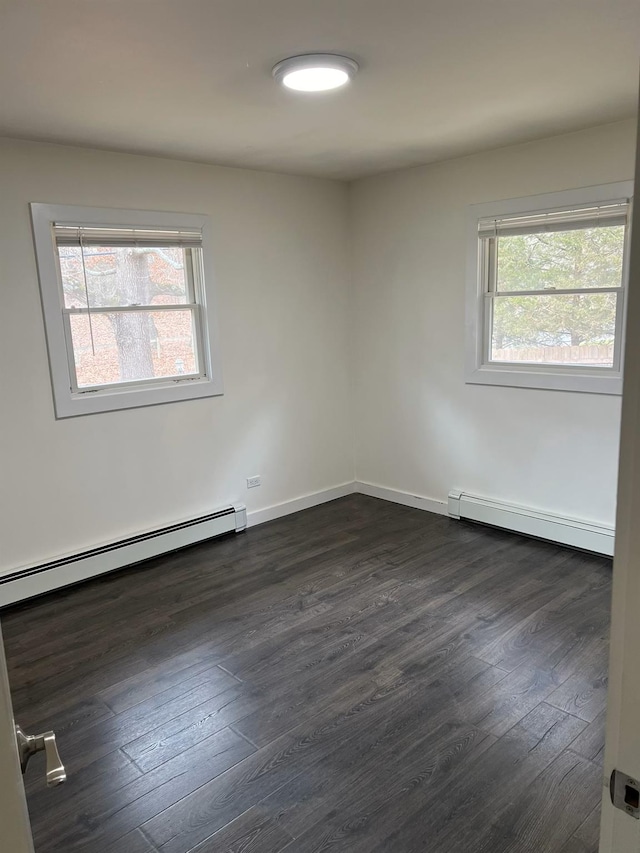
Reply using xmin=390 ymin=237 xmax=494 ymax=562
xmin=0 ymin=139 xmax=353 ymax=572
xmin=1 ymin=119 xmax=634 ymax=574
xmin=351 ymin=119 xmax=637 ymax=527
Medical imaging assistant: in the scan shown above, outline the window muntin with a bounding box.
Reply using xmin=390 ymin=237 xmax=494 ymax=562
xmin=30 ymin=205 xmax=223 ymax=417
xmin=467 ymin=186 xmax=632 ymax=395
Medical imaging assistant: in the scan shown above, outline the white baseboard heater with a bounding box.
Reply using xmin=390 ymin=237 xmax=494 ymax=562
xmin=448 ymin=490 xmax=614 ymax=557
xmin=0 ymin=504 xmax=247 ymax=607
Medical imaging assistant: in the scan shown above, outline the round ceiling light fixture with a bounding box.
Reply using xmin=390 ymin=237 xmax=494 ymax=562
xmin=272 ymin=54 xmax=359 ymax=92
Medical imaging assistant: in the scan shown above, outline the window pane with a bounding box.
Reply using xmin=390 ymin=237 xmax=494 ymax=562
xmin=490 ymin=293 xmax=617 ymax=367
xmin=58 ymin=246 xmax=191 ymax=309
xmin=495 ymin=226 xmax=625 ymax=292
xmin=69 ymin=310 xmax=199 ymax=388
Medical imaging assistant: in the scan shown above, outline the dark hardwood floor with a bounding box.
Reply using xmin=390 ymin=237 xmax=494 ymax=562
xmin=1 ymin=495 xmax=611 ymax=853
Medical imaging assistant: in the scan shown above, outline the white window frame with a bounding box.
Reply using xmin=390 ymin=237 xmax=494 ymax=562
xmin=465 ymin=182 xmax=633 ymax=395
xmin=30 ymin=203 xmax=223 ymax=418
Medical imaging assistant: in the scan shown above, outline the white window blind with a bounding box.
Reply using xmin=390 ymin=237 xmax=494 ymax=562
xmin=477 ymin=200 xmax=630 ymax=239
xmin=53 ymin=224 xmax=203 ymax=248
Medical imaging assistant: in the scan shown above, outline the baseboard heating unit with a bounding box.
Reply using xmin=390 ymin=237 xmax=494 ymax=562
xmin=0 ymin=504 xmax=247 ymax=607
xmin=448 ymin=490 xmax=614 ymax=557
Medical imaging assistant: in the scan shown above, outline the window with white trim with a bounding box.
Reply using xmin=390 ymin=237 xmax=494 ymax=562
xmin=31 ymin=204 xmax=223 ymax=417
xmin=466 ymin=183 xmax=633 ymax=395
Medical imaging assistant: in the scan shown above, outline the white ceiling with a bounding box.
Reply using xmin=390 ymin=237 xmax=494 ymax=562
xmin=0 ymin=0 xmax=638 ymax=180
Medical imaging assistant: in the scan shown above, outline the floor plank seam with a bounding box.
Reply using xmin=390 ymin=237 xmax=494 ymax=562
xmin=217 ymin=663 xmax=244 ymax=684
xmin=546 ymin=700 xmax=593 ymax=724
xmin=136 ymin=739 xmax=273 ymax=841
xmin=564 ymin=748 xmax=607 ymax=770
xmin=100 ymin=696 xmax=118 ymax=714
xmin=229 ymin=724 xmax=260 ymax=751
xmin=537 ymin=700 xmax=587 ymax=719
xmin=121 ymin=747 xmax=147 ymax=775
xmin=138 ymin=824 xmax=162 ymax=852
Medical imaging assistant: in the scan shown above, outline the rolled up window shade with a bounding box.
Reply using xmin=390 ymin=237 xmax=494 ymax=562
xmin=477 ymin=200 xmax=630 ymax=239
xmin=54 ymin=224 xmax=203 ymax=248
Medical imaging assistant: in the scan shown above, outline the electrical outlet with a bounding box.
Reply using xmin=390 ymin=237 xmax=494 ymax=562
xmin=246 ymin=476 xmax=261 ymax=489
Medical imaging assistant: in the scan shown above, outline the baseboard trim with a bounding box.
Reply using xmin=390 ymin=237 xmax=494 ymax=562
xmin=3 ymin=479 xmax=610 ymax=607
xmin=448 ymin=489 xmax=615 ymax=556
xmin=247 ymin=482 xmax=358 ymax=527
xmin=0 ymin=505 xmax=245 ymax=608
xmin=355 ymin=481 xmax=448 ymax=516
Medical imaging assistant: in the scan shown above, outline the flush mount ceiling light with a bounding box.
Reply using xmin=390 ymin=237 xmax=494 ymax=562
xmin=272 ymin=54 xmax=359 ymax=92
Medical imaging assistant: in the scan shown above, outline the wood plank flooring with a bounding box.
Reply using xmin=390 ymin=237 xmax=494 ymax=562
xmin=1 ymin=495 xmax=611 ymax=852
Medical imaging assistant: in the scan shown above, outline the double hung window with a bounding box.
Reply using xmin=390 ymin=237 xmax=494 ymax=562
xmin=466 ymin=183 xmax=633 ymax=394
xmin=31 ymin=204 xmax=223 ymax=416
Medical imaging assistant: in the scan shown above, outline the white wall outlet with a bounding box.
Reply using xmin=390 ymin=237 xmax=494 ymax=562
xmin=246 ymin=476 xmax=261 ymax=489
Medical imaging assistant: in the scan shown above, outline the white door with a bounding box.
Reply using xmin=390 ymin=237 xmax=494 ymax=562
xmin=600 ymin=107 xmax=640 ymax=852
xmin=0 ymin=621 xmax=35 ymax=853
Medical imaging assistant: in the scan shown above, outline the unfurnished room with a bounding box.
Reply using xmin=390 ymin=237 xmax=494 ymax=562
xmin=1 ymin=2 xmax=640 ymax=852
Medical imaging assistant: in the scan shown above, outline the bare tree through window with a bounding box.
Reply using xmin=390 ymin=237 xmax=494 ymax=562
xmin=59 ymin=245 xmax=198 ymax=386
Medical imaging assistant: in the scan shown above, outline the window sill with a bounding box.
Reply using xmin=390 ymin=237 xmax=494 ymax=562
xmin=465 ymin=364 xmax=622 ymax=395
xmin=55 ymin=375 xmax=223 ymax=418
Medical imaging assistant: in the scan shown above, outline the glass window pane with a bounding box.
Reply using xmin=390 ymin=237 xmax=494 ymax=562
xmin=69 ymin=310 xmax=199 ymax=387
xmin=490 ymin=293 xmax=617 ymax=367
xmin=58 ymin=246 xmax=192 ymax=309
xmin=495 ymin=226 xmax=625 ymax=292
